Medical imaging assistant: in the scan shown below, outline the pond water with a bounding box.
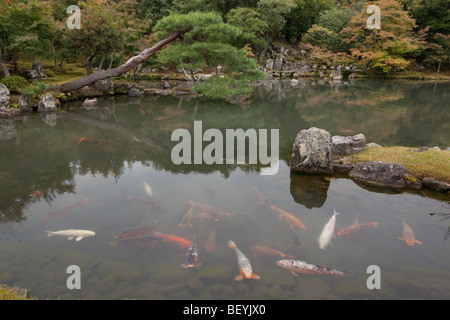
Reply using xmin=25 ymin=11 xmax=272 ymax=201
xmin=0 ymin=79 xmax=449 ymax=300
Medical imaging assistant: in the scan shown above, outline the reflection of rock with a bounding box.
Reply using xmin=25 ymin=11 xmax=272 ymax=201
xmin=40 ymin=113 xmax=57 ymax=127
xmin=332 ymin=134 xmax=366 ymax=156
xmin=38 ymin=93 xmax=57 ymax=112
xmin=0 ymin=120 xmax=16 ymax=140
xmin=349 ymin=161 xmax=421 ymax=189
xmin=290 ymin=173 xmax=330 ymax=209
xmin=290 ymin=127 xmax=333 ymax=174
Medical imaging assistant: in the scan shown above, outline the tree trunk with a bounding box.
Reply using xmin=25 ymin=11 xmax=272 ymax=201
xmin=98 ymin=56 xmax=105 ymax=71
xmin=51 ymin=38 xmax=58 ymax=74
xmin=13 ymin=51 xmax=18 ymax=73
xmin=437 ymin=61 xmax=441 ymax=74
xmin=58 ymin=27 xmax=193 ymax=93
xmin=0 ymin=49 xmax=10 ymax=77
xmin=85 ymin=53 xmax=96 ymax=75
xmin=109 ymin=53 xmax=114 ymax=70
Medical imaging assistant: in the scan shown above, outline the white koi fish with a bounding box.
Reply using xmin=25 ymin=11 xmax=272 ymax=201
xmin=143 ymin=181 xmax=153 ymax=198
xmin=318 ymin=209 xmax=339 ymax=249
xmin=46 ymin=229 xmax=96 ymax=241
xmin=228 ymin=240 xmax=260 ymax=281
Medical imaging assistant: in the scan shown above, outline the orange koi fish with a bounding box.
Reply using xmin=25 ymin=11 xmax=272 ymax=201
xmin=249 ymin=245 xmax=294 ymax=259
xmin=252 ymin=187 xmax=270 ymax=206
xmin=93 ymin=140 xmax=107 ymax=146
xmin=32 ymin=190 xmax=42 ymax=197
xmin=270 ymin=205 xmax=306 ymax=230
xmin=77 ymin=137 xmax=87 ymax=144
xmin=110 ymin=236 xmax=164 ymax=249
xmin=44 ymin=198 xmax=89 ymax=219
xmin=181 ymin=236 xmax=202 ymax=268
xmin=398 ymin=218 xmax=423 ymax=246
xmin=337 ymin=222 xmax=379 ymax=238
xmin=155 ymin=232 xmax=191 ymax=249
xmin=114 ymin=221 xmax=158 ymax=240
xmin=228 ymin=240 xmax=260 ymax=281
xmin=126 ymin=196 xmax=158 ymax=209
xmin=277 ymin=259 xmax=355 ymax=278
xmin=205 ymin=222 xmax=218 ymax=254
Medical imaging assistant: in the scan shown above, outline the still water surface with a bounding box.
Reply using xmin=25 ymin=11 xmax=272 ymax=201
xmin=0 ymin=79 xmax=449 ymax=300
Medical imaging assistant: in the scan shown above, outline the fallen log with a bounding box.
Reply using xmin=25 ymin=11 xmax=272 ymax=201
xmin=58 ymin=26 xmax=193 ymax=93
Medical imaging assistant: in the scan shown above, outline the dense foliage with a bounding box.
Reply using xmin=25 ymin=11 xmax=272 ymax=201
xmin=0 ymin=0 xmax=448 ymax=97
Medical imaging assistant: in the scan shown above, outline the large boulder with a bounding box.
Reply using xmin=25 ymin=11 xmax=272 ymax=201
xmin=94 ymin=79 xmax=114 ymax=94
xmin=38 ymin=93 xmax=57 ymax=112
xmin=349 ymin=161 xmax=421 ymax=189
xmin=0 ymin=83 xmax=10 ymax=108
xmin=290 ymin=127 xmax=334 ymax=174
xmin=332 ymin=133 xmax=366 ymax=156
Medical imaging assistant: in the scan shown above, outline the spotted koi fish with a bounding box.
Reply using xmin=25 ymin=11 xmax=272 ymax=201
xmin=181 ymin=236 xmax=202 ymax=268
xmin=398 ymin=218 xmax=423 ymax=246
xmin=228 ymin=240 xmax=260 ymax=281
xmin=277 ymin=259 xmax=355 ymax=278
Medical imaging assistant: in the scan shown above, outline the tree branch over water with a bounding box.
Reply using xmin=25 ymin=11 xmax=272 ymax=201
xmin=58 ymin=27 xmax=193 ymax=93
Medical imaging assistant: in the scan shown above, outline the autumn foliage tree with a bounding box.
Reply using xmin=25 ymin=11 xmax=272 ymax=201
xmin=341 ymin=0 xmax=426 ymax=73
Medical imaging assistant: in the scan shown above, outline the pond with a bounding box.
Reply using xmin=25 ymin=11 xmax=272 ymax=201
xmin=0 ymin=79 xmax=449 ymax=300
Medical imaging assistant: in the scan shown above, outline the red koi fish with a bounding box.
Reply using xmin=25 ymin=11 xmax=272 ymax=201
xmin=249 ymin=245 xmax=294 ymax=259
xmin=77 ymin=137 xmax=87 ymax=144
xmin=155 ymin=232 xmax=191 ymax=249
xmin=398 ymin=218 xmax=423 ymax=246
xmin=110 ymin=236 xmax=164 ymax=249
xmin=44 ymin=198 xmax=89 ymax=219
xmin=114 ymin=221 xmax=158 ymax=240
xmin=126 ymin=196 xmax=158 ymax=209
xmin=204 ymin=222 xmax=218 ymax=254
xmin=337 ymin=222 xmax=379 ymax=238
xmin=277 ymin=259 xmax=355 ymax=278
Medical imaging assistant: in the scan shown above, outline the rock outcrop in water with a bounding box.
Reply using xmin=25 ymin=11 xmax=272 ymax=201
xmin=290 ymin=127 xmax=334 ymax=174
xmin=332 ymin=134 xmax=366 ymax=156
xmin=38 ymin=93 xmax=57 ymax=112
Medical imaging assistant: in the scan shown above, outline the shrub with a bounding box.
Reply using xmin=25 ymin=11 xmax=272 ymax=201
xmin=0 ymin=76 xmax=29 ymax=93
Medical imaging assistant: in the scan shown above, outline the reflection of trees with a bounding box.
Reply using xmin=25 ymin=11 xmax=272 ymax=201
xmin=1 ymin=80 xmax=448 ymax=226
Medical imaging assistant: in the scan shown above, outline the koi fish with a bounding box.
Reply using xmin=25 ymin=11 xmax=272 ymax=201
xmin=228 ymin=240 xmax=260 ymax=281
xmin=252 ymin=187 xmax=270 ymax=206
xmin=318 ymin=209 xmax=339 ymax=249
xmin=126 ymin=195 xmax=158 ymax=209
xmin=181 ymin=237 xmax=202 ymax=268
xmin=155 ymin=232 xmax=191 ymax=249
xmin=77 ymin=137 xmax=87 ymax=144
xmin=398 ymin=218 xmax=423 ymax=246
xmin=93 ymin=140 xmax=107 ymax=145
xmin=188 ymin=200 xmax=232 ymax=221
xmin=143 ymin=181 xmax=153 ymax=198
xmin=32 ymin=190 xmax=42 ymax=197
xmin=277 ymin=259 xmax=355 ymax=278
xmin=114 ymin=221 xmax=158 ymax=240
xmin=44 ymin=198 xmax=89 ymax=219
xmin=46 ymin=229 xmax=95 ymax=241
xmin=178 ymin=204 xmax=195 ymax=228
xmin=249 ymin=245 xmax=294 ymax=259
xmin=270 ymin=205 xmax=306 ymax=230
xmin=205 ymin=222 xmax=218 ymax=253
xmin=337 ymin=222 xmax=379 ymax=238
xmin=110 ymin=236 xmax=164 ymax=249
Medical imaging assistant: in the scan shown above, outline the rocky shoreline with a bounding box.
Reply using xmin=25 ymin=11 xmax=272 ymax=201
xmin=290 ymin=127 xmax=449 ymax=193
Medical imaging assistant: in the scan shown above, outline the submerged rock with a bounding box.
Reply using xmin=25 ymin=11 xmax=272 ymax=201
xmin=290 ymin=127 xmax=334 ymax=174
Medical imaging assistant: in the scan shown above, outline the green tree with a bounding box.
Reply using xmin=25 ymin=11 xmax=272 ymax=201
xmin=154 ymin=11 xmax=264 ymax=99
xmin=226 ymin=7 xmax=269 ymax=53
xmin=423 ymin=33 xmax=450 ymax=74
xmin=0 ymin=0 xmax=54 ymax=77
xmin=256 ymin=0 xmax=295 ymax=40
xmin=341 ymin=0 xmax=426 ymax=73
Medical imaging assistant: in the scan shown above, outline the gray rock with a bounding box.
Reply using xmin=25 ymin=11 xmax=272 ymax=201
xmin=163 ymin=80 xmax=171 ymax=89
xmin=274 ymin=55 xmax=284 ymax=71
xmin=18 ymin=94 xmax=32 ymax=111
xmin=32 ymin=59 xmax=44 ymax=78
xmin=128 ymin=87 xmax=141 ymax=97
xmin=94 ymin=79 xmax=114 ymax=94
xmin=349 ymin=161 xmax=421 ymax=189
xmin=38 ymin=93 xmax=57 ymax=112
xmin=332 ymin=134 xmax=366 ymax=156
xmin=82 ymin=98 xmax=98 ymax=109
xmin=265 ymin=58 xmax=274 ymax=69
xmin=21 ymin=69 xmax=39 ymax=80
xmin=421 ymin=177 xmax=450 ymax=192
xmin=0 ymin=83 xmax=10 ymax=108
xmin=290 ymin=127 xmax=334 ymax=174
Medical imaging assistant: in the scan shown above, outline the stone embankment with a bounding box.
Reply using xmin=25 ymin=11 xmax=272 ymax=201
xmin=290 ymin=127 xmax=449 ymax=193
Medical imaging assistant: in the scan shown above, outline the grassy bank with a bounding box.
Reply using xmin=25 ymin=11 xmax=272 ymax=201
xmin=0 ymin=284 xmax=34 ymax=300
xmin=350 ymin=146 xmax=450 ymax=184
